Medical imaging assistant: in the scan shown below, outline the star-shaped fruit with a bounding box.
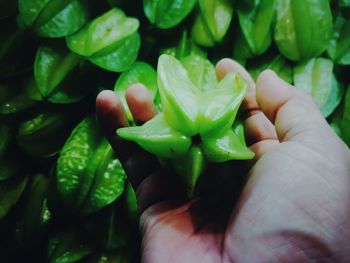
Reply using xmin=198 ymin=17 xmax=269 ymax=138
xmin=117 ymin=55 xmax=254 ymax=193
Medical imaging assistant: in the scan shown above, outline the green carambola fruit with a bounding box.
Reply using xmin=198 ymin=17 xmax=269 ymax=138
xmin=118 ymin=55 xmax=253 ymax=194
xmin=191 ymin=0 xmax=234 ymax=47
xmin=0 ymin=175 xmax=28 ymax=220
xmin=162 ymin=30 xmax=207 ymax=60
xmin=0 ymin=79 xmax=39 ymax=121
xmin=248 ymin=53 xmax=292 ymax=83
xmin=0 ymin=124 xmax=11 ymax=158
xmin=293 ymin=57 xmax=343 ymax=117
xmin=0 ymin=21 xmax=37 ymax=78
xmin=34 ymin=45 xmax=92 ymax=104
xmin=56 ymin=115 xmax=126 ymax=215
xmin=18 ymin=0 xmax=89 ymax=38
xmin=17 ymin=111 xmax=71 ymax=157
xmin=114 ymin=62 xmax=158 ymax=121
xmin=0 ymin=0 xmax=17 ymax=19
xmin=0 ymin=125 xmax=21 ymax=182
xmin=84 ymin=204 xmax=134 ymax=251
xmin=15 ymin=174 xmax=51 ymax=247
xmin=67 ymin=8 xmax=140 ymax=72
xmin=274 ymin=0 xmax=333 ymax=61
xmin=327 ymin=14 xmax=350 ymax=65
xmin=117 ymin=55 xmax=254 ymax=162
xmin=331 ymin=85 xmax=350 ymax=147
xmin=237 ymin=0 xmax=276 ymax=56
xmin=143 ymin=0 xmax=197 ymax=29
xmin=47 ymin=226 xmax=94 ymax=263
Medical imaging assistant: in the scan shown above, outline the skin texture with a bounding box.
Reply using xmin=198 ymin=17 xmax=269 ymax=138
xmin=96 ymin=59 xmax=350 ymax=263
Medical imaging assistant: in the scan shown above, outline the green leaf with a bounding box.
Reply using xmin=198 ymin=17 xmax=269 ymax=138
xmin=293 ymin=57 xmax=343 ymax=117
xmin=181 ymin=55 xmax=217 ymax=92
xmin=191 ymin=0 xmax=234 ymax=47
xmin=56 ymin=116 xmax=126 ymax=214
xmin=201 ymin=129 xmax=254 ymax=163
xmin=274 ymin=0 xmax=333 ymax=61
xmin=158 ymin=54 xmax=200 ymax=136
xmin=238 ymin=0 xmax=276 ymax=55
xmin=327 ymin=14 xmax=350 ymax=65
xmin=117 ymin=114 xmax=192 ymax=158
xmin=173 ymin=146 xmax=205 ymax=196
xmin=114 ymin=62 xmax=158 ymax=121
xmin=143 ymin=0 xmax=197 ymax=29
xmin=66 ymin=8 xmax=139 ymax=57
xmin=198 ymin=72 xmax=249 ymax=135
xmin=0 ymin=176 xmax=28 ymax=220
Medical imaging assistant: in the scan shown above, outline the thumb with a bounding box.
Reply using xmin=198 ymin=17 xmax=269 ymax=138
xmin=256 ymin=70 xmax=330 ymax=143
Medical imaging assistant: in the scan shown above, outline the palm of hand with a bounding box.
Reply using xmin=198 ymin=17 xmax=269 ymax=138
xmin=96 ymin=60 xmax=350 ymax=263
xmin=141 ymin=139 xmax=349 ymax=263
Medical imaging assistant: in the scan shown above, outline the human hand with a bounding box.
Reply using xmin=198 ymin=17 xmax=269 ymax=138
xmin=96 ymin=59 xmax=350 ymax=263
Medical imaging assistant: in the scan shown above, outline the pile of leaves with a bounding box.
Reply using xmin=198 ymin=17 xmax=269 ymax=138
xmin=0 ymin=0 xmax=349 ymax=262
